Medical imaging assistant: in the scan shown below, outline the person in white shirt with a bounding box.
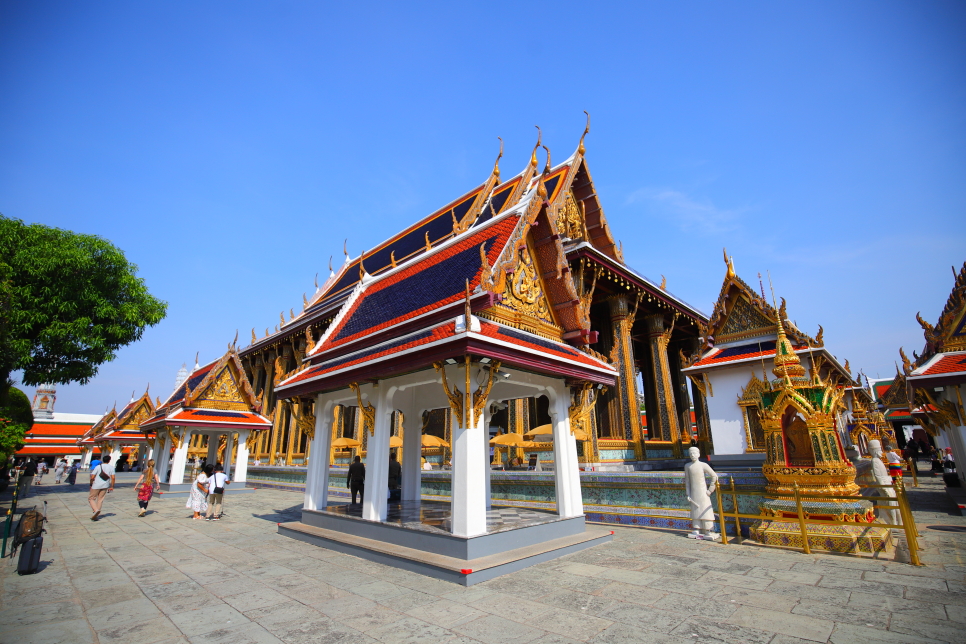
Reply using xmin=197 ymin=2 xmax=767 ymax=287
xmin=205 ymin=463 xmax=230 ymax=521
xmin=88 ymin=455 xmax=116 ymax=521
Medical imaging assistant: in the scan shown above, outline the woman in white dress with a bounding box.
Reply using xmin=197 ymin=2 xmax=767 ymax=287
xmin=187 ymin=464 xmax=212 ymax=520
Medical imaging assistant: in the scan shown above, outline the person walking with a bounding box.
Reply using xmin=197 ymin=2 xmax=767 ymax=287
xmin=347 ymin=456 xmax=365 ymax=505
xmin=388 ymin=453 xmax=401 ymax=490
xmin=88 ymin=455 xmax=116 ymax=521
xmin=54 ymin=459 xmax=67 ymax=484
xmin=35 ymin=459 xmax=47 ymax=485
xmin=187 ymin=464 xmax=212 ymax=520
xmin=66 ymin=460 xmax=79 ymax=486
xmin=205 ymin=464 xmax=230 ymax=521
xmin=134 ymin=459 xmax=161 ymax=517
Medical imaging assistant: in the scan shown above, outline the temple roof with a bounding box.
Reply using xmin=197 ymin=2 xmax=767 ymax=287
xmin=142 ymin=347 xmax=268 ymax=431
xmin=910 ymin=350 xmax=966 ymax=380
xmin=905 ymin=261 xmax=966 ymax=373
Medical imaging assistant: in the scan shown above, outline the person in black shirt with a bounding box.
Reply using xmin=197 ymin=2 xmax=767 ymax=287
xmin=347 ymin=456 xmax=365 ymax=505
xmin=388 ymin=454 xmax=401 ymax=491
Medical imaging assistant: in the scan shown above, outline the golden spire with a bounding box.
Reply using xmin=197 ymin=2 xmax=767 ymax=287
xmin=492 ymin=136 xmax=503 ymax=181
xmin=530 ymin=126 xmax=542 ymax=169
xmin=723 ymin=248 xmax=735 ymax=279
xmin=772 ymin=297 xmax=805 ymax=381
xmin=577 ymin=110 xmax=590 ymax=156
xmin=542 ymin=144 xmax=552 ymax=174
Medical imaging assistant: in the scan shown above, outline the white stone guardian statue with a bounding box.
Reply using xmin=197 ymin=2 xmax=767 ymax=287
xmin=684 ymin=446 xmax=720 ymax=540
xmin=868 ymin=440 xmax=901 ymax=529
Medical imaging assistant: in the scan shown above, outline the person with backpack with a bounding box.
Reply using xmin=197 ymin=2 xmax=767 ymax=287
xmin=134 ymin=458 xmax=161 ymax=517
xmin=88 ymin=455 xmax=116 ymax=521
xmin=205 ymin=463 xmax=230 ymax=521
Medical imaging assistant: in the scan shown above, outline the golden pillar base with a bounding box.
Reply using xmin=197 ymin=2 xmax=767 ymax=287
xmin=751 ymin=518 xmax=891 ymax=555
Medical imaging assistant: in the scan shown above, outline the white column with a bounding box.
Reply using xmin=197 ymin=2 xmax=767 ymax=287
xmin=484 ymin=407 xmax=493 ymax=510
xmin=81 ymin=450 xmax=92 ymax=470
xmin=223 ymin=433 xmax=235 ymax=478
xmin=362 ymin=384 xmax=392 ymax=522
xmin=207 ymin=434 xmax=218 ymax=464
xmin=304 ymin=397 xmax=334 ymax=511
xmin=451 ymin=369 xmax=488 ymax=537
xmin=401 ymin=402 xmax=422 ymax=503
xmin=168 ymin=428 xmax=193 ymax=485
xmin=156 ymin=432 xmax=173 ymax=483
xmin=551 ymin=386 xmax=584 ymax=518
xmin=234 ymin=430 xmax=250 ymax=484
xmin=110 ymin=442 xmax=121 ymax=464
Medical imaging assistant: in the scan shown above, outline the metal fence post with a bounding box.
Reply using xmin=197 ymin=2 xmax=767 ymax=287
xmin=730 ymin=477 xmax=742 ymax=543
xmin=715 ymin=478 xmax=729 ymax=545
xmin=793 ymin=483 xmax=811 ymax=555
xmin=895 ymin=479 xmax=922 ymax=566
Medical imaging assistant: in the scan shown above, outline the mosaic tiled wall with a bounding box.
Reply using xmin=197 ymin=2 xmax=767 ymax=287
xmin=247 ymin=466 xmax=766 ymax=535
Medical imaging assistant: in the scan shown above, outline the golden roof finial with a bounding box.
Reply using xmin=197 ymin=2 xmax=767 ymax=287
xmin=660 ymin=275 xmax=667 ymax=291
xmin=359 ymin=251 xmax=366 ymax=278
xmin=723 ymin=248 xmax=735 ymax=279
xmin=265 ymin=328 xmax=269 ymax=337
xmin=390 ymin=251 xmax=397 ymax=268
xmin=302 ymin=293 xmax=308 ymax=309
xmin=289 ymin=308 xmax=295 ymax=320
xmin=464 ymin=278 xmax=472 ymax=325
xmin=328 ymin=256 xmax=333 ymax=274
xmin=314 ymin=273 xmax=319 ymax=289
xmin=251 ymin=328 xmax=257 ymax=344
xmin=530 ymin=126 xmax=542 ymax=169
xmin=578 ymin=110 xmax=590 ymax=156
xmin=542 ymin=144 xmax=552 ymax=175
xmin=425 ymin=231 xmax=432 ymax=252
xmin=492 ymin=136 xmax=503 ymax=181
xmin=772 ymin=296 xmax=805 ymax=381
xmin=279 ymin=311 xmax=285 ymax=325
xmin=232 ymin=330 xmax=238 ymax=348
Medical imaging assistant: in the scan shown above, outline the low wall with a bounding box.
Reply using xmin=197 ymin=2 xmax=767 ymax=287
xmin=247 ymin=466 xmax=767 ymax=535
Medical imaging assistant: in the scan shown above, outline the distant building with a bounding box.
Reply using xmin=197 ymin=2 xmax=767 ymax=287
xmin=16 ymin=385 xmax=102 ymax=464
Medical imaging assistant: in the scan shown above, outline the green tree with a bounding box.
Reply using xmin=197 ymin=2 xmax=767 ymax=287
xmin=0 ymin=216 xmax=168 ymax=400
xmin=0 ymin=386 xmax=31 ymax=460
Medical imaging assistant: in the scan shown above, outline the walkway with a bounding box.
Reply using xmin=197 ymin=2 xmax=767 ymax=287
xmin=1 ymin=474 xmax=965 ymax=643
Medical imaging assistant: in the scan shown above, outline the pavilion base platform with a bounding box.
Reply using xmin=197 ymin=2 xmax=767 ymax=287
xmin=158 ymin=482 xmax=255 ymax=497
xmin=278 ymin=501 xmax=613 ymax=585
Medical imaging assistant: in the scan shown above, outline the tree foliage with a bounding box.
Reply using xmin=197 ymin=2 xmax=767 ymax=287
xmin=0 ymin=386 xmax=31 ymax=459
xmin=0 ymin=216 xmax=167 ymax=393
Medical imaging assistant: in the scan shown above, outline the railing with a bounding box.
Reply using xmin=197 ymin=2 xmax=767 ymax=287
xmin=905 ymin=457 xmax=919 ymax=487
xmin=1 ymin=471 xmax=22 ymax=558
xmin=713 ymin=477 xmax=922 ymax=565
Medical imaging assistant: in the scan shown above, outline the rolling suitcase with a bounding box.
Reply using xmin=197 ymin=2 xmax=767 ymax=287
xmin=17 ymin=535 xmax=43 ymax=575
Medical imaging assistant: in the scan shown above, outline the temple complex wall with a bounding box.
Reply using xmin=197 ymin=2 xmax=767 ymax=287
xmin=703 ymin=368 xmax=751 ymax=455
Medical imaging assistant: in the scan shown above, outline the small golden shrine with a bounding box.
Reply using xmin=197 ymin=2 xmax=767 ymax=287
xmin=743 ymin=300 xmax=890 ymax=553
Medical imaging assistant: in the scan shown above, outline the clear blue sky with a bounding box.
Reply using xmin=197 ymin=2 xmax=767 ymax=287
xmin=2 ymin=2 xmax=964 ymax=414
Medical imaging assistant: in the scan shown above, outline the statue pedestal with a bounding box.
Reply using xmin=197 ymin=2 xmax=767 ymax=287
xmin=750 ymin=498 xmax=892 ymax=555
xmin=687 ymin=532 xmax=721 ymax=542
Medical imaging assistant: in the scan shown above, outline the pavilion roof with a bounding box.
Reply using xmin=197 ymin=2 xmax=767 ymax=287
xmin=910 ymin=350 xmax=966 ymax=380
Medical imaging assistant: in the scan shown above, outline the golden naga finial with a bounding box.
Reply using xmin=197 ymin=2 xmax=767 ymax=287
xmin=530 ymin=126 xmax=542 ymax=169
xmin=425 ymin=231 xmax=432 ymax=252
xmin=542 ymin=144 xmax=552 ymax=175
xmin=492 ymin=136 xmax=503 ymax=180
xmin=156 ymin=396 xmax=162 ymax=407
xmin=232 ymin=329 xmax=238 ymax=348
xmin=358 ymin=252 xmax=366 ymax=278
xmin=302 ymin=293 xmax=308 ymax=309
xmin=305 ymin=326 xmax=316 ymax=353
xmin=328 ymin=256 xmax=333 ymax=273
xmin=289 ymin=308 xmax=295 ymax=320
xmin=343 ymin=239 xmax=348 ymax=258
xmin=723 ymin=248 xmax=735 ymax=279
xmin=577 ymin=110 xmax=590 ymax=155
xmin=390 ymin=251 xmax=397 ymax=268
xmin=314 ymin=273 xmax=319 ymax=289
xmin=660 ymin=275 xmax=667 ymax=291
xmin=279 ymin=311 xmax=285 ymax=325
xmin=899 ymin=347 xmax=913 ymax=375
xmin=814 ymin=325 xmax=824 ymax=347
xmin=251 ymin=328 xmax=257 ymax=344
xmin=844 ymin=359 xmax=851 ymax=375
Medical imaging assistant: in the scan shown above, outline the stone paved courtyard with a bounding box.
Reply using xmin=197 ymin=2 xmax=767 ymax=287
xmin=2 ymin=474 xmax=966 ymax=644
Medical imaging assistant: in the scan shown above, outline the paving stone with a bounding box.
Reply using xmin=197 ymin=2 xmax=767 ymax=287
xmin=535 ymin=588 xmax=619 ymax=616
xmin=587 ymin=622 xmax=695 ymax=644
xmin=186 ymin=623 xmax=284 ymax=644
xmin=792 ymin=598 xmax=891 ymax=626
xmin=470 ymin=591 xmax=555 ymax=623
xmin=220 ymin=587 xmax=291 ymax=612
xmin=864 ymin=570 xmax=949 ymax=590
xmin=452 ymin=614 xmax=546 ymax=644
xmin=745 ymin=567 xmax=823 ymax=585
xmin=715 ymin=587 xmax=798 ymax=612
xmin=889 ymin=613 xmax=960 ymax=642
xmin=95 ymin=614 xmax=186 ymax=644
xmin=405 ymin=598 xmax=487 ymax=628
xmin=847 ymin=589 xmax=948 ymax=618
xmin=526 ymin=606 xmax=613 ymax=641
xmin=652 ymin=591 xmax=739 ymax=618
xmin=697 ymin=570 xmax=772 ymax=590
xmin=669 ymin=615 xmax=775 ymax=644
xmin=0 ymin=599 xmax=85 ymax=626
xmin=597 ymin=600 xmax=689 ymax=633
xmin=365 ymin=615 xmax=456 ymax=644
xmin=0 ymin=618 xmax=96 ymax=644
xmin=593 ymin=581 xmax=662 ymax=606
xmin=86 ymin=596 xmax=162 ymax=629
xmin=597 ymin=568 xmax=662 ymax=586
xmin=649 ymin=576 xmax=721 ymax=598
xmin=167 ymin=603 xmax=249 ymax=636
xmin=726 ymin=605 xmax=833 ymax=643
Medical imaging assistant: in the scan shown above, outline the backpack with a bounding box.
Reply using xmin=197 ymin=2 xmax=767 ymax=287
xmin=12 ymin=507 xmax=45 ymax=555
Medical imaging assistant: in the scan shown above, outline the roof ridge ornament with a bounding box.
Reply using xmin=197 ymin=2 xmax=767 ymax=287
xmin=723 ymin=247 xmax=735 ymax=279
xmin=577 ymin=111 xmax=590 ymax=156
xmin=530 ymin=126 xmax=542 ymax=170
xmin=492 ymin=136 xmax=503 ymax=181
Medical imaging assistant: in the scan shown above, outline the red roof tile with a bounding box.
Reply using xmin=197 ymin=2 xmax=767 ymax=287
xmin=921 ymin=353 xmax=966 ymax=376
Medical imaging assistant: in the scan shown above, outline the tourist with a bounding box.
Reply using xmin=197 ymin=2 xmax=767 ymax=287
xmin=886 ymin=445 xmax=904 ymax=481
xmin=205 ymin=463 xmax=230 ymax=521
xmin=66 ymin=460 xmax=79 ymax=486
xmin=388 ymin=453 xmax=401 ymax=490
xmin=54 ymin=459 xmax=68 ymax=484
xmin=134 ymin=458 xmax=161 ymax=517
xmin=944 ymin=447 xmax=956 ymax=471
xmin=347 ymin=456 xmax=365 ymax=505
xmin=88 ymin=455 xmax=115 ymax=521
xmin=187 ymin=464 xmax=212 ymax=520
xmin=20 ymin=458 xmax=37 ymax=495
xmin=35 ymin=459 xmax=47 ymax=485
xmin=90 ymin=455 xmax=102 ymax=472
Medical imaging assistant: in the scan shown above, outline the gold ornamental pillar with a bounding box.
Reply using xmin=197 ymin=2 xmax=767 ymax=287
xmin=608 ymin=295 xmax=644 ymax=459
xmin=643 ymin=313 xmax=681 ymax=456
